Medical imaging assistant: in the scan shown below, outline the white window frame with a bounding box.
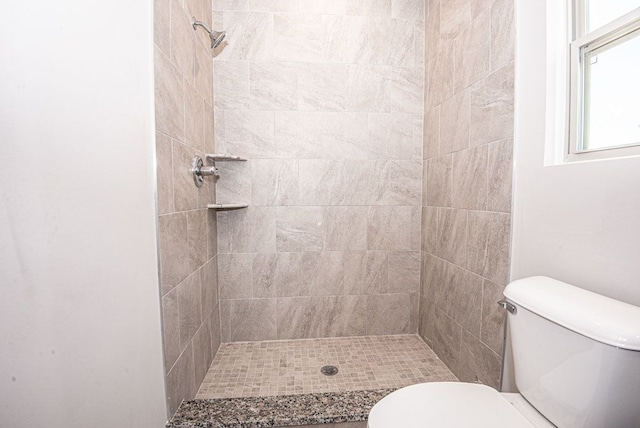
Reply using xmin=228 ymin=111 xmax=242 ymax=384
xmin=566 ymin=2 xmax=640 ymax=162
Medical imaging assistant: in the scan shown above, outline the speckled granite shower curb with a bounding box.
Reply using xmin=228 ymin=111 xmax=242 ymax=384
xmin=166 ymin=389 xmax=394 ymax=428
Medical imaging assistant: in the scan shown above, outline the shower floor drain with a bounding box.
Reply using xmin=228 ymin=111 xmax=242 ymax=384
xmin=320 ymin=365 xmax=338 ymax=376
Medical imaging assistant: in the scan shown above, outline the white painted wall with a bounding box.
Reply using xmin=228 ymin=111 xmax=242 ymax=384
xmin=0 ymin=1 xmax=167 ymax=427
xmin=512 ymin=0 xmax=640 ymax=307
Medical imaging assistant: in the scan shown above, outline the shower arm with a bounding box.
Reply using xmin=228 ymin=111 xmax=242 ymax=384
xmin=192 ymin=17 xmax=226 ymax=49
xmin=192 ymin=19 xmax=213 ymax=35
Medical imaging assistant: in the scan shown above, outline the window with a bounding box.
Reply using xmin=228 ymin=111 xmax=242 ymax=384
xmin=568 ymin=1 xmax=640 ymax=161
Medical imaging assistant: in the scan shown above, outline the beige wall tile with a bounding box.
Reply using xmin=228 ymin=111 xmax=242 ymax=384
xmin=469 ymin=64 xmax=514 ymax=146
xmin=392 ymin=0 xmax=425 ymax=20
xmin=423 ymin=106 xmax=440 ymax=158
xmin=187 ymin=209 xmax=208 ymax=271
xmin=440 ymin=0 xmax=470 ymax=40
xmin=324 ymin=206 xmax=368 ymax=250
xmin=453 ymin=10 xmax=490 ymax=93
xmin=201 ymin=258 xmax=219 ymax=317
xmin=213 ymin=60 xmax=250 ymax=110
xmin=425 ymin=1 xmax=440 ymax=63
xmin=249 ymin=0 xmax=300 ymax=12
xmin=178 ymin=272 xmax=203 ymax=350
xmin=472 ymin=0 xmax=494 ymax=18
xmin=214 ymin=0 xmax=249 ymax=11
xmin=218 ymin=253 xmax=253 ymax=299
xmin=481 ymin=279 xmax=506 ymax=354
xmin=391 ymin=66 xmax=425 ymax=114
xmin=251 ymin=253 xmax=278 ymax=298
xmin=251 ymin=206 xmax=277 ymax=253
xmin=210 ymin=213 xmax=224 ymax=259
xmin=216 ymin=160 xmax=252 ymax=205
xmin=466 ymin=211 xmax=510 ymax=285
xmin=451 ymin=145 xmax=488 ymax=210
xmin=383 ymin=160 xmax=422 ymax=205
xmin=366 ymin=293 xmax=415 ymax=334
xmin=491 ymin=0 xmax=515 ymax=71
xmin=170 ymin=0 xmax=196 ymax=82
xmin=299 ymin=0 xmax=346 ymax=15
xmin=159 ymin=213 xmax=190 ymax=293
xmin=344 ymin=251 xmax=388 ymax=295
xmin=172 ymin=142 xmax=200 ymax=211
xmin=440 ymin=89 xmax=470 ymax=154
xmin=220 ymin=11 xmax=273 ymax=60
xmin=421 ymin=254 xmax=445 ymax=300
xmin=154 ymin=0 xmax=171 ymax=55
xmin=273 ymin=14 xmax=322 ymax=62
xmin=422 ymin=206 xmax=438 ymax=253
xmin=156 ymin=132 xmax=175 ymax=215
xmin=444 ymin=263 xmax=483 ymax=337
xmin=298 ymin=63 xmax=346 ymax=111
xmin=425 ymin=154 xmax=452 ymax=207
xmin=431 ymin=309 xmax=461 ymax=374
xmin=458 ymin=329 xmax=501 ymax=388
xmin=298 ymin=160 xmax=343 ymax=205
xmin=221 ymin=298 xmax=277 ymax=341
xmin=162 ymin=288 xmax=181 ymax=370
xmin=155 ymin=48 xmax=185 ymax=141
xmin=345 ymin=65 xmax=392 ymax=113
xmin=436 ymin=208 xmax=467 ymax=266
xmin=276 ymin=295 xmax=366 ymax=339
xmin=217 ymin=209 xmax=252 ymax=253
xmin=347 ymin=0 xmax=392 ymax=17
xmin=166 ymin=345 xmax=196 ymax=416
xmin=368 ymin=113 xmax=416 ymax=159
xmin=367 ymin=206 xmax=420 ymax=250
xmin=322 ymin=15 xmax=369 ymax=63
xmin=388 ymin=20 xmax=417 ymax=67
xmin=204 ymin=102 xmax=215 ymax=153
xmin=185 ymin=83 xmax=206 ymax=152
xmin=209 ymin=304 xmax=221 ymax=354
xmin=223 ymin=110 xmax=276 ymax=158
xmin=249 ymin=61 xmax=298 ymax=110
xmin=186 ymin=0 xmax=213 ymax=46
xmin=426 ymin=39 xmax=454 ymax=107
xmin=251 ymin=159 xmax=299 ymax=206
xmin=276 ymin=206 xmax=324 ymax=252
xmin=194 ymin=43 xmax=213 ymax=105
xmin=415 ymin=19 xmax=425 ymax=67
xmin=487 ymin=138 xmax=513 ymax=213
xmin=387 ymin=251 xmax=421 ymax=293
xmin=193 ymin=320 xmax=213 ymax=387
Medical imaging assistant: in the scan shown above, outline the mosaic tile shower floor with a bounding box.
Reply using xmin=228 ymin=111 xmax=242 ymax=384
xmin=196 ymin=335 xmax=457 ymax=399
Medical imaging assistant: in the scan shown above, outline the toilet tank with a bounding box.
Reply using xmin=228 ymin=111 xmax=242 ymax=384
xmin=504 ymin=277 xmax=640 ymax=428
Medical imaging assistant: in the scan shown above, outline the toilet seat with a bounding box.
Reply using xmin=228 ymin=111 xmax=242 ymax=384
xmin=367 ymin=382 xmax=540 ymax=428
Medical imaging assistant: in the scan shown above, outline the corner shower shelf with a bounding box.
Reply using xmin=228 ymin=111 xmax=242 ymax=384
xmin=206 ymin=154 xmax=247 ymax=162
xmin=205 ymin=154 xmax=248 ymax=211
xmin=207 ymin=203 xmax=248 ymax=211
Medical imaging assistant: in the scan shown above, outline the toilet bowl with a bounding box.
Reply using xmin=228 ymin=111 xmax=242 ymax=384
xmin=368 ymin=382 xmax=555 ymax=427
xmin=367 ymin=277 xmax=640 ymax=428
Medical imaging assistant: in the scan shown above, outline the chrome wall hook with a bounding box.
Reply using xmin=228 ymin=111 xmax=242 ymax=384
xmin=192 ymin=17 xmax=226 ymax=49
xmin=191 ymin=156 xmax=219 ymax=188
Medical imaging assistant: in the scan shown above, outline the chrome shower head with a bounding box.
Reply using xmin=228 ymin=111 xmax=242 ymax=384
xmin=192 ymin=18 xmax=226 ymax=49
xmin=209 ymin=30 xmax=226 ymax=49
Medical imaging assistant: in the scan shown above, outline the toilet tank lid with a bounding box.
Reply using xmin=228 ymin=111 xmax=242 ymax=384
xmin=504 ymin=276 xmax=640 ymax=351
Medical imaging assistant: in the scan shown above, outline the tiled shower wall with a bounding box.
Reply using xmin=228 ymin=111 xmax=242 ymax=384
xmin=213 ymin=0 xmax=425 ymax=342
xmin=419 ymin=0 xmax=515 ymax=388
xmin=154 ymin=0 xmax=220 ymax=416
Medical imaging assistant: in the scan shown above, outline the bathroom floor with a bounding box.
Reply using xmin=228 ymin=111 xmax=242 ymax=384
xmin=196 ymin=335 xmax=457 ymax=399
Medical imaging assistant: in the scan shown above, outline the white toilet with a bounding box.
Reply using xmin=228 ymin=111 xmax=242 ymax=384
xmin=368 ymin=276 xmax=640 ymax=427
